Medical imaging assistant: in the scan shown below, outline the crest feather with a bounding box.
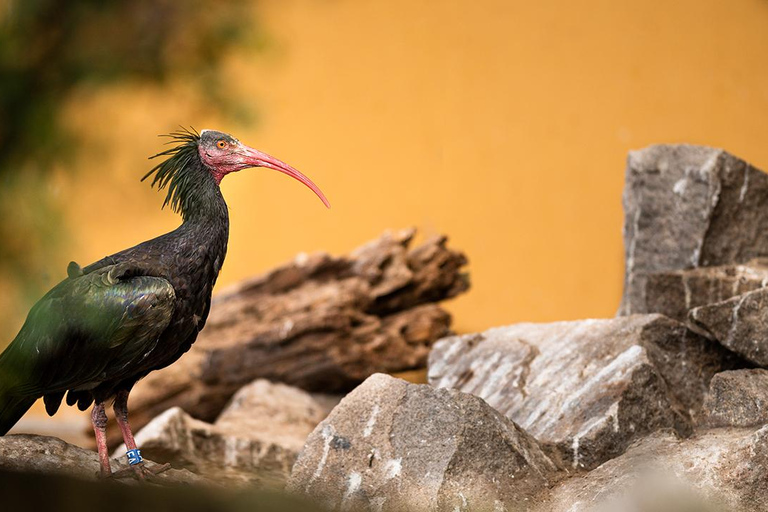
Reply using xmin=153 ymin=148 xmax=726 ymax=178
xmin=142 ymin=127 xmax=204 ymax=217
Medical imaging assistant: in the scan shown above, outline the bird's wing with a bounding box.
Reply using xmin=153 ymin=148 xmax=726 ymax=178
xmin=0 ymin=263 xmax=175 ymax=397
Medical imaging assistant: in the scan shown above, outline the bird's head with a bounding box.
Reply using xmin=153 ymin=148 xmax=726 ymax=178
xmin=143 ymin=128 xmax=330 ymax=216
xmin=197 ymin=129 xmax=330 ymax=208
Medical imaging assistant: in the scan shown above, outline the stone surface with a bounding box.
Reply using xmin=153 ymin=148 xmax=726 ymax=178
xmin=702 ymin=369 xmax=768 ymax=428
xmin=689 ymin=287 xmax=768 ymax=366
xmin=644 ymin=261 xmax=768 ymax=323
xmin=428 ymin=315 xmax=734 ymax=470
xmin=114 ymin=380 xmax=338 ymax=487
xmin=533 ymin=427 xmax=768 ymax=512
xmin=0 ymin=434 xmax=204 ymax=484
xmin=104 ymin=228 xmax=468 ymax=446
xmin=215 ymin=379 xmax=340 ymax=453
xmin=619 ymin=144 xmax=768 ymax=316
xmin=288 ymin=373 xmax=560 ymax=511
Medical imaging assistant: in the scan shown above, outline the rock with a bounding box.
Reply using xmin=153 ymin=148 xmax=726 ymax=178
xmin=104 ymin=229 xmax=468 ymax=446
xmin=115 ymin=407 xmax=293 ymax=487
xmin=702 ymin=370 xmax=768 ymax=428
xmin=689 ymin=287 xmax=768 ymax=366
xmin=428 ymin=315 xmax=734 ymax=470
xmin=0 ymin=434 xmax=204 ymax=484
xmin=644 ymin=261 xmax=768 ymax=323
xmin=534 ymin=427 xmax=768 ymax=512
xmin=114 ymin=380 xmax=338 ymax=487
xmin=215 ymin=379 xmax=340 ymax=453
xmin=288 ymin=373 xmax=560 ymax=511
xmin=619 ymin=144 xmax=768 ymax=316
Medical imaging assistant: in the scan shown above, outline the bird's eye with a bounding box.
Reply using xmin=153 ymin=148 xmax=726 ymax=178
xmin=216 ymin=140 xmax=227 ymax=149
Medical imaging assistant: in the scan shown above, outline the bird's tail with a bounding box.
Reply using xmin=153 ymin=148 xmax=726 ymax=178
xmin=0 ymin=391 xmax=35 ymax=436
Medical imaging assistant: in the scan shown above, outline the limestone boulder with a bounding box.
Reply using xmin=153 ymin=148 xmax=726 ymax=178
xmin=619 ymin=145 xmax=768 ymax=316
xmin=288 ymin=373 xmax=560 ymax=511
xmin=428 ymin=315 xmax=734 ymax=470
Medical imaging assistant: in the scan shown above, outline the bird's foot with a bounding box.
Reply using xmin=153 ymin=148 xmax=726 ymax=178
xmin=107 ymin=461 xmax=172 ymax=482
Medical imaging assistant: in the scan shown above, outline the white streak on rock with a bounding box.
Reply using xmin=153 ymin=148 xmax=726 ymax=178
xmin=682 ymin=274 xmax=692 ymax=310
xmin=224 ymin=436 xmax=238 ymax=466
xmin=383 ymin=458 xmax=402 ymax=480
xmin=673 ymin=178 xmax=687 ymax=196
xmin=341 ymin=472 xmax=362 ymax=510
xmin=309 ymin=424 xmax=335 ymax=489
xmin=572 ymin=436 xmax=580 ymax=469
xmin=607 ymin=401 xmax=620 ymax=433
xmin=626 ymin=208 xmax=642 ymax=294
xmin=430 ymin=339 xmax=467 ymax=385
xmin=534 ymin=345 xmax=643 ymax=434
xmin=740 ymin=165 xmax=750 ymax=203
xmin=480 ymin=359 xmax=515 ymax=399
xmin=727 ymin=293 xmax=751 ymax=346
xmin=364 ymin=404 xmax=380 ymax=438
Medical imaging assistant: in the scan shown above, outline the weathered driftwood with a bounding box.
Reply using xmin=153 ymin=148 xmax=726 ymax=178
xmin=105 ymin=229 xmax=468 ymax=445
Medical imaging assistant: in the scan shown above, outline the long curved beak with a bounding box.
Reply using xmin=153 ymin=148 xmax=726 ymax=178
xmin=241 ymin=145 xmax=331 ymax=208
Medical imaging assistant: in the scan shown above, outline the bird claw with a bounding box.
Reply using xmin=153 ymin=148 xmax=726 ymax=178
xmin=105 ymin=462 xmax=172 ymax=483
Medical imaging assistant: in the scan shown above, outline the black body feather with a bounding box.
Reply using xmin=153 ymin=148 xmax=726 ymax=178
xmin=0 ymin=129 xmax=229 ymax=434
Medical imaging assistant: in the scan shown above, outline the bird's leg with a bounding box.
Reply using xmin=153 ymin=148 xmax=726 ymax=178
xmin=111 ymin=389 xmax=170 ymax=481
xmin=91 ymin=402 xmax=112 ymax=479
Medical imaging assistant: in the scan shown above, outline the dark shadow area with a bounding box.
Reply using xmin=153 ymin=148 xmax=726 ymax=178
xmin=0 ymin=468 xmax=330 ymax=512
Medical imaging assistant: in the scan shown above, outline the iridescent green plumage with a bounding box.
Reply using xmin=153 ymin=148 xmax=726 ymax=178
xmin=0 ymin=264 xmax=175 ymax=432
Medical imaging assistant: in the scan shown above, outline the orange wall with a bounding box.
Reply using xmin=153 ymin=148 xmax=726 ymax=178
xmin=36 ymin=0 xmax=768 ymax=338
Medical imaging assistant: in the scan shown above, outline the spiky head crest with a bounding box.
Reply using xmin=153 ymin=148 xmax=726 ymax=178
xmin=142 ymin=127 xmax=208 ymax=217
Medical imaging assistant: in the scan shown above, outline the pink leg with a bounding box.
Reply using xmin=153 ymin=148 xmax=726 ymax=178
xmin=112 ymin=390 xmax=170 ymax=481
xmin=91 ymin=402 xmax=112 ymax=478
xmin=113 ymin=390 xmax=138 ymax=452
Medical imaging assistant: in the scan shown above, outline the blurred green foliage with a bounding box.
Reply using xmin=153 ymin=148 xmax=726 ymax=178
xmin=0 ymin=0 xmax=258 ymax=339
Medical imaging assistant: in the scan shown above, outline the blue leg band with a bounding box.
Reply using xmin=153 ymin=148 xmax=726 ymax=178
xmin=126 ymin=448 xmax=143 ymax=466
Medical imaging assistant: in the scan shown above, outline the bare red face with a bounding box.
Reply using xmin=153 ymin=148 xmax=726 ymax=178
xmin=198 ymin=130 xmax=330 ymax=208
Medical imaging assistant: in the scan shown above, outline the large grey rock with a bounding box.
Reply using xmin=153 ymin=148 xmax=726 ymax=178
xmin=689 ymin=287 xmax=768 ymax=366
xmin=534 ymin=427 xmax=768 ymax=512
xmin=288 ymin=373 xmax=560 ymax=511
xmin=644 ymin=261 xmax=768 ymax=323
xmin=115 ymin=380 xmax=338 ymax=487
xmin=703 ymin=369 xmax=768 ymax=428
xmin=620 ymin=145 xmax=768 ymax=316
xmin=0 ymin=434 xmax=203 ymax=484
xmin=428 ymin=315 xmax=733 ymax=470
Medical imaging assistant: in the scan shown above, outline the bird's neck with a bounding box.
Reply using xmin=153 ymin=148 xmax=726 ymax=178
xmin=176 ymin=164 xmax=230 ymax=257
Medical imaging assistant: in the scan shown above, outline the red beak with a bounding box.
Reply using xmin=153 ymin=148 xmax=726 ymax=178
xmin=240 ymin=145 xmax=330 ymax=208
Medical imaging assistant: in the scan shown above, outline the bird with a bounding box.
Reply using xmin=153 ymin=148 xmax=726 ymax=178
xmin=0 ymin=128 xmax=329 ymax=479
